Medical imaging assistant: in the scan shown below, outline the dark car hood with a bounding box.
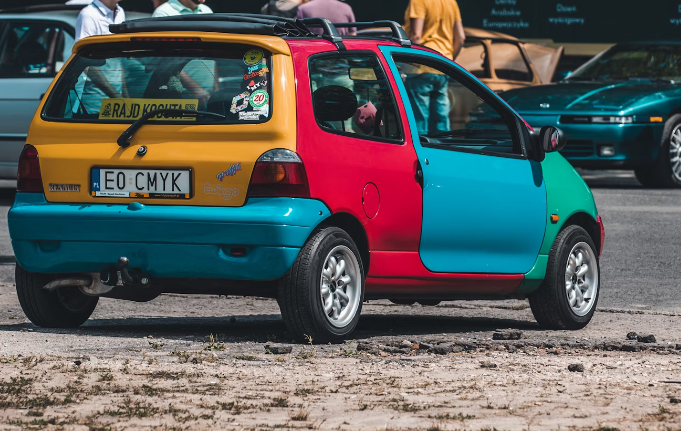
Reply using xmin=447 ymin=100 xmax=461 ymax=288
xmin=501 ymin=80 xmax=681 ymax=113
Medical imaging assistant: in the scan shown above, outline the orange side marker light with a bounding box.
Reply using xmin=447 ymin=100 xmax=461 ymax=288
xmin=550 ymin=214 xmax=560 ymax=223
xmin=650 ymin=117 xmax=663 ymax=123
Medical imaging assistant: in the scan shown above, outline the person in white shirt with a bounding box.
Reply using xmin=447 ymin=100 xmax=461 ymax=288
xmin=75 ymin=0 xmax=126 ymax=113
xmin=152 ymin=0 xmax=212 ymax=17
xmin=75 ymin=0 xmax=125 ymax=41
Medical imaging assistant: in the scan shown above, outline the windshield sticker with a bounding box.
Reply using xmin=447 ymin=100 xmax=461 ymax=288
xmin=247 ymin=63 xmax=266 ymax=74
xmin=204 ymin=183 xmax=239 ymax=201
xmin=247 ymin=79 xmax=267 ymax=92
xmin=243 ymin=67 xmax=269 ymax=81
xmin=239 ymin=111 xmax=261 ymax=121
xmin=216 ymin=163 xmax=242 ymax=181
xmin=230 ymin=92 xmax=250 ymax=114
xmin=243 ymin=49 xmax=264 ymax=66
xmin=98 ymin=98 xmax=199 ymax=121
xmin=250 ymin=90 xmax=269 ymax=109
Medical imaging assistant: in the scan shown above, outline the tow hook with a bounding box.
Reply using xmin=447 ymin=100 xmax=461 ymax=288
xmin=101 ymin=257 xmax=151 ymax=288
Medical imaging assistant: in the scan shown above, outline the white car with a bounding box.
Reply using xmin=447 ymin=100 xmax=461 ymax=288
xmin=0 ymin=4 xmax=148 ymax=179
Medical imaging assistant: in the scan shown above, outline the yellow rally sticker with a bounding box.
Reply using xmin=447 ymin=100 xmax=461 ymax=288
xmin=98 ymin=98 xmax=200 ymax=121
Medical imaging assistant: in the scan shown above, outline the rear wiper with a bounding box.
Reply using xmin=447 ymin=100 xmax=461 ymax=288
xmin=117 ymin=109 xmax=226 ymax=148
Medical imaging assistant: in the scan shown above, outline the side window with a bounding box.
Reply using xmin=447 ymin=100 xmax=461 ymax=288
xmin=310 ymin=53 xmax=402 ymax=142
xmin=394 ymin=56 xmax=522 ymax=156
xmin=0 ymin=21 xmax=70 ymax=78
xmin=490 ymin=42 xmax=533 ymax=82
xmin=457 ymin=41 xmax=490 ymax=79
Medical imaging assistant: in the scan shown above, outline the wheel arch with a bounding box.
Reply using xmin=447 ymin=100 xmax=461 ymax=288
xmin=560 ymin=211 xmax=601 ymax=256
xmin=316 ymin=212 xmax=370 ymax=274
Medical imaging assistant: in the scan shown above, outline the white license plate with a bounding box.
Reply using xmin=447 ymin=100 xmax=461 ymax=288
xmin=91 ymin=168 xmax=192 ymax=199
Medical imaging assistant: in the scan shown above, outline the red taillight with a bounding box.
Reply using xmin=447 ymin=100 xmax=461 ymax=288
xmin=17 ymin=145 xmax=43 ymax=193
xmin=597 ymin=215 xmax=605 ymax=258
xmin=248 ymin=161 xmax=310 ymax=198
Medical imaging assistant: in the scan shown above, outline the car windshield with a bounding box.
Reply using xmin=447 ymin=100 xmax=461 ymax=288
xmin=567 ymin=44 xmax=681 ymax=82
xmin=43 ymin=42 xmax=272 ymax=124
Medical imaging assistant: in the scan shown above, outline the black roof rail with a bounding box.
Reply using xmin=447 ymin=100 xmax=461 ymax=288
xmin=333 ymin=21 xmax=412 ymax=47
xmin=298 ymin=18 xmax=345 ymax=50
xmin=111 ymin=13 xmax=315 ymax=38
xmin=0 ymin=4 xmax=84 ymax=14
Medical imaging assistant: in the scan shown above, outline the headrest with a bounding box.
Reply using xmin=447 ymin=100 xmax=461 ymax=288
xmin=313 ymin=85 xmax=358 ymax=122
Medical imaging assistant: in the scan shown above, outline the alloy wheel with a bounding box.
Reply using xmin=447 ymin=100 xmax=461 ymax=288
xmin=669 ymin=124 xmax=681 ymax=181
xmin=320 ymin=245 xmax=361 ymax=328
xmin=564 ymin=242 xmax=599 ymax=317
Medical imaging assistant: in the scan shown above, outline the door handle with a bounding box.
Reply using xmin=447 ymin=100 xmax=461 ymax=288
xmin=414 ymin=160 xmax=424 ymax=188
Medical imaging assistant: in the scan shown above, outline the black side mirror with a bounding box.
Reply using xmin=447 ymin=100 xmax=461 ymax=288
xmin=540 ymin=126 xmax=567 ymax=153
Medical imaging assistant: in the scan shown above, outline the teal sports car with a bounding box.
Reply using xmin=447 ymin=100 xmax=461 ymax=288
xmin=498 ymin=42 xmax=681 ymax=187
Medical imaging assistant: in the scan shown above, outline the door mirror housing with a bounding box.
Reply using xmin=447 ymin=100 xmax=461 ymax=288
xmin=540 ymin=126 xmax=567 ymax=153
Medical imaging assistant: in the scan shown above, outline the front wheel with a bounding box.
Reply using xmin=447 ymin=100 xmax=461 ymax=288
xmin=15 ymin=264 xmax=98 ymax=328
xmin=634 ymin=114 xmax=681 ymax=188
xmin=529 ymin=225 xmax=600 ymax=330
xmin=278 ymin=227 xmax=365 ymax=343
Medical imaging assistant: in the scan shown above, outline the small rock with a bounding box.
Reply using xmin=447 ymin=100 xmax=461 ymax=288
xmin=568 ymin=363 xmax=584 ymax=372
xmin=451 ymin=345 xmax=465 ymax=353
xmin=265 ymin=344 xmax=292 ymax=355
xmin=419 ymin=342 xmax=434 ymax=350
xmin=431 ymin=345 xmax=453 ymax=355
xmin=670 ymin=397 xmax=681 ymax=404
xmin=400 ymin=340 xmax=413 ymax=348
xmin=493 ymin=330 xmax=522 ymax=340
xmin=603 ymin=342 xmax=623 ymax=351
xmin=73 ymin=360 xmax=81 ymax=366
xmin=626 ymin=332 xmax=638 ymax=340
xmin=480 ymin=361 xmax=497 ymax=369
xmin=676 ymin=344 xmax=681 ymax=350
xmin=637 ymin=334 xmax=656 ymax=343
xmin=356 ymin=342 xmax=380 ymax=355
xmin=507 ymin=345 xmax=517 ymax=353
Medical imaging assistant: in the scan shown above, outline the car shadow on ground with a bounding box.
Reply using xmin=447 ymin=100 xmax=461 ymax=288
xmin=0 ymin=313 xmax=540 ymax=344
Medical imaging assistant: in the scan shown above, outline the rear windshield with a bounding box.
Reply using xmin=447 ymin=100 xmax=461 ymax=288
xmin=43 ymin=42 xmax=272 ymax=124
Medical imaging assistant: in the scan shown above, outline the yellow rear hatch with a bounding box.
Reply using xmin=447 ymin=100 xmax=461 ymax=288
xmin=29 ymin=33 xmax=296 ymax=207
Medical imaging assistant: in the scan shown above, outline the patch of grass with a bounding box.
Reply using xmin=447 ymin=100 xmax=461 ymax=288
xmin=148 ymin=340 xmax=165 ymax=350
xmin=428 ymin=412 xmax=475 ymax=420
xmin=289 ymin=408 xmax=310 ymax=421
xmin=103 ymin=398 xmax=160 ymax=418
xmin=133 ymin=385 xmax=160 ymax=397
xmin=205 ymin=334 xmax=225 ymax=351
xmin=98 ymin=372 xmax=114 ymax=382
xmin=26 ymin=409 xmax=44 ymax=417
xmin=270 ymin=397 xmax=289 ymax=407
xmin=149 ymin=370 xmax=185 ymax=380
xmin=296 ymin=350 xmax=315 ymax=360
xmin=216 ymin=400 xmax=254 ymax=415
xmin=294 ymin=387 xmax=316 ymax=397
xmin=234 ymin=354 xmax=258 ymax=361
xmin=0 ymin=376 xmax=35 ymax=395
xmin=22 ymin=356 xmax=44 ymax=369
xmin=171 ymin=350 xmax=191 ymax=363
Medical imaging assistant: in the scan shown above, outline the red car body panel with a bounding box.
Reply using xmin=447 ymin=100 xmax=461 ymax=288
xmin=287 ymin=39 xmax=524 ymax=296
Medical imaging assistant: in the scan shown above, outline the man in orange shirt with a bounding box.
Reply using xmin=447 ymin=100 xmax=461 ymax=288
xmin=403 ymin=0 xmax=465 ymax=134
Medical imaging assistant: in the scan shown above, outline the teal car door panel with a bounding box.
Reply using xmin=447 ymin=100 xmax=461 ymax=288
xmin=381 ymin=46 xmax=546 ymax=274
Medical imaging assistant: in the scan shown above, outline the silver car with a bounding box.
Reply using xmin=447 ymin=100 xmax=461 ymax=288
xmin=0 ymin=5 xmax=148 ymax=179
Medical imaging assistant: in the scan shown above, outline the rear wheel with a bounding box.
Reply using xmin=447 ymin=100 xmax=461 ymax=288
xmin=529 ymin=225 xmax=600 ymax=330
xmin=15 ymin=264 xmax=98 ymax=328
xmin=278 ymin=227 xmax=364 ymax=343
xmin=634 ymin=114 xmax=681 ymax=188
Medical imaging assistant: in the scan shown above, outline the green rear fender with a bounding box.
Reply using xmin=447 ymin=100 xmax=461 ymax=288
xmin=519 ymin=152 xmax=599 ymax=294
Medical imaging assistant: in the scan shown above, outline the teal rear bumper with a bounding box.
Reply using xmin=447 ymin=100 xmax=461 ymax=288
xmin=9 ymin=193 xmax=330 ymax=280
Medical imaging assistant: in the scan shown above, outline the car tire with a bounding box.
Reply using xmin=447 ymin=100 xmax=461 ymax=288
xmin=15 ymin=264 xmax=98 ymax=328
xmin=278 ymin=227 xmax=365 ymax=343
xmin=529 ymin=225 xmax=600 ymax=330
xmin=634 ymin=114 xmax=681 ymax=188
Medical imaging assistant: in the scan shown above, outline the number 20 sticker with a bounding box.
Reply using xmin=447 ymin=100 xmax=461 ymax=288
xmin=250 ymin=90 xmax=269 ymax=109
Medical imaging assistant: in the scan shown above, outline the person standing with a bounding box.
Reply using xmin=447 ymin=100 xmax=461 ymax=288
xmin=296 ymin=0 xmax=356 ymax=36
xmin=75 ymin=0 xmax=125 ymax=41
xmin=402 ymin=0 xmax=465 ymax=135
xmin=152 ymin=0 xmax=212 ymax=17
xmin=261 ymin=0 xmax=307 ymax=18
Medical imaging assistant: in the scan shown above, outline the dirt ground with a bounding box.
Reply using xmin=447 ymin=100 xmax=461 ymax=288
xmin=1 ymin=281 xmax=680 ymax=430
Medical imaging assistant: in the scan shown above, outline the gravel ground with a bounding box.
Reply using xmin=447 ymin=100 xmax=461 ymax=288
xmin=1 ymin=284 xmax=681 ymax=430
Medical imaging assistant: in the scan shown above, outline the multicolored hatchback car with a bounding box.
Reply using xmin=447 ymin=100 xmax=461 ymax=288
xmin=9 ymin=15 xmax=605 ymax=342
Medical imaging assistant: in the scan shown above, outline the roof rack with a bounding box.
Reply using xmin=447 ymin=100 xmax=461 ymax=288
xmin=111 ymin=14 xmax=314 ymax=38
xmin=109 ymin=14 xmax=411 ymax=49
xmin=0 ymin=4 xmax=84 ymax=14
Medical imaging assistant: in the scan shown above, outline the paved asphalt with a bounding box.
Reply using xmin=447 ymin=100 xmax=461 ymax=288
xmin=0 ymin=171 xmax=679 ymax=312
